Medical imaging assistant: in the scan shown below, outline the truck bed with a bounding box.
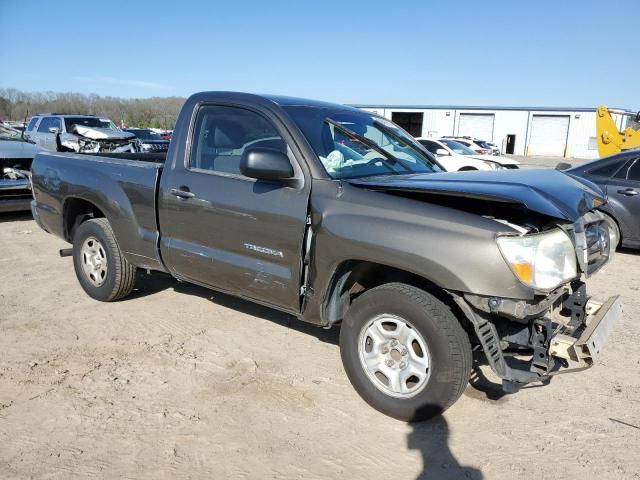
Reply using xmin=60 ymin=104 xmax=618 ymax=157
xmin=31 ymin=151 xmax=165 ymax=270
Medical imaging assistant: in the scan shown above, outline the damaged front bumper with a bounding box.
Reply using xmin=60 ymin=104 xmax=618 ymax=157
xmin=549 ymin=295 xmax=622 ymax=368
xmin=453 ymin=282 xmax=623 ymax=392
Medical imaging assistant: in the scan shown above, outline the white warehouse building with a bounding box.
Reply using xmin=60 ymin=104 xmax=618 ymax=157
xmin=353 ymin=105 xmax=630 ymax=159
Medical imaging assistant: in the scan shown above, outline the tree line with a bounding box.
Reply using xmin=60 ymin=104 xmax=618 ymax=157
xmin=0 ymin=88 xmax=185 ymax=129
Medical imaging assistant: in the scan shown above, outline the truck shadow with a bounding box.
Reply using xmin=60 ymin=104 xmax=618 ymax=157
xmin=465 ymin=353 xmax=507 ymax=402
xmin=617 ymin=247 xmax=640 ymax=257
xmin=0 ymin=211 xmax=33 ymax=223
xmin=408 ymin=410 xmax=483 ymax=479
xmin=130 ymin=272 xmax=339 ymax=345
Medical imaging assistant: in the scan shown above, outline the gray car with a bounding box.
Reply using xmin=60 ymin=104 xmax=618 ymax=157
xmin=0 ymin=124 xmax=40 ymax=212
xmin=26 ymin=114 xmax=137 ymax=153
xmin=564 ymin=151 xmax=640 ymax=249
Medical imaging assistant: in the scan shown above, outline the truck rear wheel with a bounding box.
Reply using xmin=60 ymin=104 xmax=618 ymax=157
xmin=339 ymin=283 xmax=472 ymax=422
xmin=72 ymin=218 xmax=136 ymax=302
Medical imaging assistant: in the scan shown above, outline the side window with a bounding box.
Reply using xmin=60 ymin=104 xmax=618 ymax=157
xmin=37 ymin=117 xmax=51 ymax=132
xmin=190 ymin=105 xmax=286 ymax=176
xmin=590 ymin=159 xmax=625 ymax=178
xmin=27 ymin=117 xmax=39 ymax=131
xmin=625 ymin=159 xmax=640 ymax=182
xmin=613 ymin=159 xmax=640 ymax=181
xmin=51 ymin=117 xmax=62 ymax=131
xmin=419 ymin=140 xmax=439 ymax=154
xmin=37 ymin=117 xmax=57 ymax=133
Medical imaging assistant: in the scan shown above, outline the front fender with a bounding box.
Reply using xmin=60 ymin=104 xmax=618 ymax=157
xmin=302 ymin=180 xmax=533 ymax=325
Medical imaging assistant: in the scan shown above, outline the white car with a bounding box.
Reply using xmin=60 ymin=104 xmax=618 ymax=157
xmin=417 ymin=138 xmax=519 ymax=171
xmin=442 ymin=137 xmax=501 ymax=155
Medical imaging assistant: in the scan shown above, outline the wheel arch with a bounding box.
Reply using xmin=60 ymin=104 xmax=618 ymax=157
xmin=63 ymin=197 xmax=106 ymax=242
xmin=322 ymin=260 xmax=461 ymax=327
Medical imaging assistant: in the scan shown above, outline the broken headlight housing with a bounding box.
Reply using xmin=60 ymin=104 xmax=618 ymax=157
xmin=497 ymin=229 xmax=577 ymax=290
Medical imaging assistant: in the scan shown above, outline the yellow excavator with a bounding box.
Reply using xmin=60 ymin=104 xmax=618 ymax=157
xmin=596 ymin=105 xmax=640 ymax=157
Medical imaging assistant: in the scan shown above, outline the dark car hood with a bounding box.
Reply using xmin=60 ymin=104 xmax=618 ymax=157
xmin=348 ymin=169 xmax=605 ymax=221
xmin=0 ymin=139 xmax=40 ymax=159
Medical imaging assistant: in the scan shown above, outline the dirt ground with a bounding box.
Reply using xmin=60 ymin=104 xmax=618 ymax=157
xmin=1 ymin=158 xmax=639 ymax=479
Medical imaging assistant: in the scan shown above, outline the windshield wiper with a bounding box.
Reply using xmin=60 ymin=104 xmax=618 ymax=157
xmin=324 ymin=118 xmax=414 ymax=173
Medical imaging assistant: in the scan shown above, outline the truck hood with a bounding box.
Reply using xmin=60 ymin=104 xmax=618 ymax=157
xmin=348 ymin=169 xmax=605 ymax=222
xmin=73 ymin=126 xmax=135 ymax=141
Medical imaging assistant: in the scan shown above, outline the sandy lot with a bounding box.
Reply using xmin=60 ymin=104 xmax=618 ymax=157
xmin=1 ymin=160 xmax=639 ymax=479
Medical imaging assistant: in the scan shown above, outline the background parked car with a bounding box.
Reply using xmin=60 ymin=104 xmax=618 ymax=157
xmin=417 ymin=138 xmax=519 ymax=171
xmin=26 ymin=114 xmax=137 ymax=152
xmin=563 ymin=150 xmax=640 ymax=249
xmin=442 ymin=136 xmax=492 ymax=155
xmin=0 ymin=123 xmax=40 ymax=212
xmin=149 ymin=128 xmax=173 ymax=140
xmin=471 ymin=139 xmax=501 ymax=155
xmin=123 ymin=128 xmax=170 ymax=152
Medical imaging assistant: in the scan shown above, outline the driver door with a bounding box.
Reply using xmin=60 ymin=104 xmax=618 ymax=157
xmin=158 ymin=104 xmax=311 ymax=313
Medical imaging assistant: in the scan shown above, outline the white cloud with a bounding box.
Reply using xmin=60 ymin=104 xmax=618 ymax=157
xmin=72 ymin=76 xmax=170 ymax=90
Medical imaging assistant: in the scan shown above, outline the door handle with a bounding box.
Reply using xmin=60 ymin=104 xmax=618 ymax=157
xmin=170 ymin=188 xmax=195 ymax=199
xmin=618 ymin=188 xmax=638 ymax=196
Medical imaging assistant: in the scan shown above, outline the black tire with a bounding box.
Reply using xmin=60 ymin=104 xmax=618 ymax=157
xmin=601 ymin=212 xmax=621 ymax=251
xmin=339 ymin=283 xmax=472 ymax=422
xmin=72 ymin=218 xmax=136 ymax=302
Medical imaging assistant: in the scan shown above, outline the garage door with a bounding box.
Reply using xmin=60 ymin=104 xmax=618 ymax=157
xmin=457 ymin=114 xmax=494 ymax=141
xmin=528 ymin=115 xmax=569 ymax=156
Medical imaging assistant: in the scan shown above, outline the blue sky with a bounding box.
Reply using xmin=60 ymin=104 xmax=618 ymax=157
xmin=1 ymin=0 xmax=638 ymax=107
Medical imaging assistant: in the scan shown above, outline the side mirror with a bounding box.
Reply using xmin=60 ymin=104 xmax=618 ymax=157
xmin=48 ymin=127 xmax=61 ymax=134
xmin=240 ymin=148 xmax=294 ymax=181
xmin=436 ymin=148 xmax=450 ymax=156
xmin=555 ymin=162 xmax=572 ymax=171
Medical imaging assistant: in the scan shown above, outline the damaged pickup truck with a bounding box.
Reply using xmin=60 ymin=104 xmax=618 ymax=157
xmin=26 ymin=114 xmax=138 ymax=153
xmin=30 ymin=92 xmax=622 ymax=421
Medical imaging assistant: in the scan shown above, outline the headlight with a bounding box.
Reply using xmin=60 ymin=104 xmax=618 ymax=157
xmin=497 ymin=229 xmax=577 ymax=290
xmin=483 ymin=161 xmax=503 ymax=170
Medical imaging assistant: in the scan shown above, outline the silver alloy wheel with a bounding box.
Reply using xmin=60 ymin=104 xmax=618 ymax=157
xmin=358 ymin=314 xmax=431 ymax=398
xmin=80 ymin=236 xmax=108 ymax=287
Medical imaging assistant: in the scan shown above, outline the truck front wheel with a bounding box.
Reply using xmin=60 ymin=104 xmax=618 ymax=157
xmin=72 ymin=218 xmax=137 ymax=302
xmin=339 ymin=283 xmax=472 ymax=422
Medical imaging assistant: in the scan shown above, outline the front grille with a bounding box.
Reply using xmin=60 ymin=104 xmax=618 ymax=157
xmin=572 ymin=211 xmax=610 ymax=276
